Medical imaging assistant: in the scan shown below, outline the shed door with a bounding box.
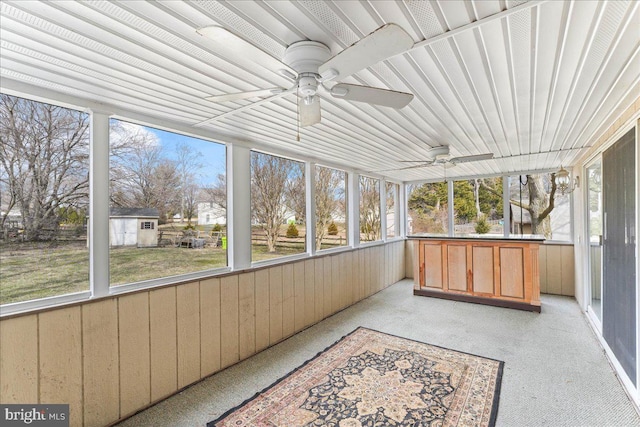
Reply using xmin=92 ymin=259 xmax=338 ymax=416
xmin=602 ymin=128 xmax=636 ymax=386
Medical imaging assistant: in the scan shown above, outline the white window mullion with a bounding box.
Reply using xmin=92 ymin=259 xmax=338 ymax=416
xmin=448 ymin=180 xmax=454 ymax=237
xmin=89 ymin=111 xmax=110 ymax=297
xmin=306 ymin=162 xmax=316 ymax=255
xmin=227 ymin=144 xmax=251 ymax=270
xmin=348 ymin=171 xmax=360 ymax=248
xmin=380 ymin=180 xmax=387 ymax=241
xmin=503 ymin=175 xmax=511 ymax=238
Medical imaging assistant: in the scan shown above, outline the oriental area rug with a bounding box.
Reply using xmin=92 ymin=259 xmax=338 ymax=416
xmin=208 ymin=327 xmax=504 ymax=427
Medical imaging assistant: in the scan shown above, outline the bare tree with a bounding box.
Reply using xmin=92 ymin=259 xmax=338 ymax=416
xmin=359 ymin=176 xmax=381 ymax=241
xmin=481 ymin=174 xmax=557 ymax=238
xmin=174 ymin=142 xmax=202 ymax=223
xmin=109 ymin=122 xmax=180 ymax=222
xmin=251 ymin=152 xmax=298 ymax=252
xmin=201 ymin=173 xmax=226 ymax=211
xmin=0 ymin=94 xmax=89 ymax=240
xmin=286 ymin=162 xmax=306 ymax=224
xmin=315 ymin=166 xmax=344 ymax=249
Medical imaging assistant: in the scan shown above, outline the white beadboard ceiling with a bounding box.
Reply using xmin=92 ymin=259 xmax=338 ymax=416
xmin=1 ymin=0 xmax=638 ymax=182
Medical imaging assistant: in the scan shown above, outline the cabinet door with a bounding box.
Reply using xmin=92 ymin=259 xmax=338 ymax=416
xmin=602 ymin=128 xmax=636 ymax=386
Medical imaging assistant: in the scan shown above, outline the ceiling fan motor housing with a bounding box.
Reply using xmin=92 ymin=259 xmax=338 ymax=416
xmin=283 ymin=41 xmax=331 ymax=73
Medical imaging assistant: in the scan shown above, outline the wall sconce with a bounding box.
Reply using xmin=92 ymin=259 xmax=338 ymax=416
xmin=555 ymin=166 xmax=579 ymax=195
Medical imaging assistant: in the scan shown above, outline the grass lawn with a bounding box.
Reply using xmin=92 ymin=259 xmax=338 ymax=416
xmin=1 ymin=239 xmax=309 ymax=305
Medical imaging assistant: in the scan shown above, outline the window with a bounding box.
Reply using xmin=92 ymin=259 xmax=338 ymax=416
xmin=508 ymin=173 xmax=570 ymax=240
xmin=386 ymin=182 xmax=399 ymax=238
xmin=0 ymin=94 xmax=90 ymax=304
xmin=359 ymin=176 xmax=381 ymax=242
xmin=251 ymin=151 xmax=305 ymax=261
xmin=407 ymin=182 xmax=449 ymax=235
xmin=453 ymin=178 xmax=503 ymax=236
xmin=315 ymin=166 xmax=347 ymax=250
xmin=109 ymin=120 xmax=227 ymax=286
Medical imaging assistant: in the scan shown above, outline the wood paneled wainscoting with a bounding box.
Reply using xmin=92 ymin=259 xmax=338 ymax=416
xmin=0 ymin=241 xmax=405 ymax=427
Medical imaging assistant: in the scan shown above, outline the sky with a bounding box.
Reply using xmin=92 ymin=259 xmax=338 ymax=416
xmin=146 ymin=127 xmax=226 ymax=187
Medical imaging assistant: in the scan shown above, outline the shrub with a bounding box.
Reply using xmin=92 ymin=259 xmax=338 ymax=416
xmin=286 ymin=222 xmax=299 ymax=238
xmin=327 ymin=221 xmax=338 ymax=235
xmin=183 ymin=224 xmax=196 ymax=231
xmin=475 ymin=215 xmax=490 ymax=234
xmin=212 ymin=223 xmax=222 ymax=232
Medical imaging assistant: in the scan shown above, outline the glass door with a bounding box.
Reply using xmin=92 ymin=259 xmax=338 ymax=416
xmin=586 ymin=160 xmax=603 ymax=325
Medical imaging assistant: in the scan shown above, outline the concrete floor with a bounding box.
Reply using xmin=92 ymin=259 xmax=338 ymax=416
xmin=116 ymin=279 xmax=640 ymax=427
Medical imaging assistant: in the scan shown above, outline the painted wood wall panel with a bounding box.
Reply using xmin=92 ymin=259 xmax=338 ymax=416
xmin=220 ymin=276 xmax=239 ymax=368
xmin=314 ymin=258 xmax=324 ymax=322
xmin=268 ymin=266 xmax=283 ymax=345
xmin=238 ymin=272 xmax=256 ymax=360
xmin=39 ymin=307 xmax=83 ymax=427
xmin=118 ymin=293 xmax=151 ymax=417
xmin=0 ymin=315 xmax=38 ymax=404
xmin=293 ymin=262 xmax=306 ymax=332
xmin=176 ymin=283 xmax=200 ymax=389
xmin=82 ymin=300 xmax=119 ymax=427
xmin=149 ymin=287 xmax=177 ymax=402
xmin=254 ymin=269 xmax=270 ymax=352
xmin=303 ymin=259 xmax=315 ymax=328
xmin=200 ymin=278 xmax=221 ymax=377
xmin=282 ymin=264 xmax=295 ymax=339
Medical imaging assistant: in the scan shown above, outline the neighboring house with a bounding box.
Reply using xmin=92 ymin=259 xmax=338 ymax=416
xmin=0 ymin=208 xmax=23 ymax=229
xmin=109 ymin=207 xmax=159 ymax=247
xmin=197 ymin=202 xmax=226 ymax=226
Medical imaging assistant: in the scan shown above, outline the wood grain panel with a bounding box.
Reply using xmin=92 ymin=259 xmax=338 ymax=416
xmin=149 ymin=287 xmax=177 ymax=402
xmin=331 ymin=255 xmax=340 ymax=312
xmin=538 ymin=244 xmax=548 ymax=293
xmin=0 ymin=315 xmax=38 ymax=404
xmin=304 ymin=259 xmax=315 ymax=327
xmin=269 ymin=266 xmax=283 ymax=344
xmin=500 ymin=248 xmax=525 ymax=298
xmin=359 ymin=249 xmax=366 ymax=298
xmin=254 ymin=269 xmax=270 ymax=352
xmin=39 ymin=307 xmax=83 ymax=427
xmin=118 ymin=293 xmax=150 ymax=417
xmin=176 ymin=282 xmax=200 ymax=389
xmin=472 ymin=246 xmax=494 ymax=294
xmin=293 ymin=261 xmax=305 ymax=332
xmin=323 ymin=256 xmax=332 ymax=317
xmin=447 ymin=245 xmax=467 ymax=291
xmin=282 ymin=264 xmax=295 ymax=339
xmin=220 ymin=275 xmax=239 ymax=368
xmin=560 ymin=245 xmax=575 ymax=296
xmin=424 ymin=244 xmax=443 ymax=289
xmin=545 ymin=245 xmax=563 ymax=295
xmin=238 ymin=272 xmax=256 ymax=360
xmin=83 ymin=299 xmax=119 ymax=427
xmin=314 ymin=258 xmax=324 ymax=321
xmin=200 ymin=278 xmax=221 ymax=377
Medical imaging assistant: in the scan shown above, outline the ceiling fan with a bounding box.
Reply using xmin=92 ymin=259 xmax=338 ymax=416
xmin=381 ymin=146 xmax=494 ymax=172
xmin=195 ymin=24 xmax=415 ymax=128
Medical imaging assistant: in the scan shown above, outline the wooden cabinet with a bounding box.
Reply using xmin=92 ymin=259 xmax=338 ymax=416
xmin=413 ymin=238 xmax=542 ymax=312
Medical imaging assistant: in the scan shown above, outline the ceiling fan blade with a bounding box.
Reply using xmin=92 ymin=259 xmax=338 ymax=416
xmin=195 ymin=87 xmax=295 ymax=127
xmin=449 ymin=153 xmax=494 ymax=164
xmin=205 ymin=88 xmax=286 ymax=103
xmin=299 ymin=96 xmax=321 ymax=127
xmin=196 ymin=26 xmax=295 ymax=76
xmin=318 ymin=23 xmax=414 ymax=81
xmin=330 ymin=83 xmax=413 ymax=109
